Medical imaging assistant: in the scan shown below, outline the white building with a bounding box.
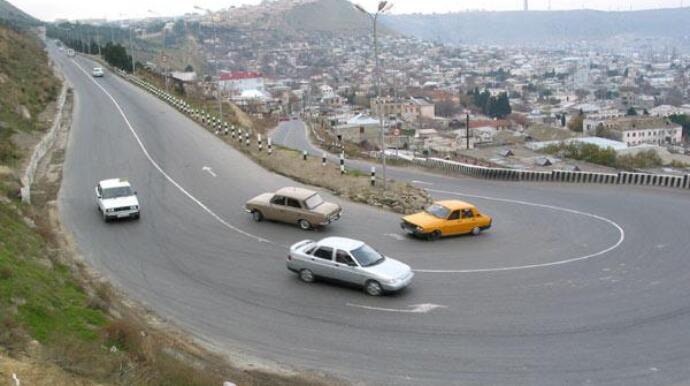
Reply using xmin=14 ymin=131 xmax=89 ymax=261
xmin=599 ymin=117 xmax=683 ymax=147
xmin=218 ymin=71 xmax=264 ymax=94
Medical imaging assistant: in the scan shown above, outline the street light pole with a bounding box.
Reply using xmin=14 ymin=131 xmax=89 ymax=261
xmin=355 ymin=1 xmax=393 ymax=190
xmin=195 ymin=6 xmax=223 ymax=128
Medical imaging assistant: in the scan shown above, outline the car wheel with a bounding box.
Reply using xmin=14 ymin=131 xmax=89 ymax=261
xmin=298 ymin=219 xmax=312 ymax=230
xmin=299 ymin=269 xmax=315 ymax=283
xmin=427 ymin=230 xmax=441 ymax=241
xmin=364 ymin=280 xmax=383 ymax=296
xmin=252 ymin=210 xmax=263 ymax=222
xmin=471 ymin=227 xmax=481 ymax=236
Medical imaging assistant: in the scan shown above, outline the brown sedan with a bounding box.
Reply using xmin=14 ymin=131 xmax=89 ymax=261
xmin=245 ymin=187 xmax=342 ymax=230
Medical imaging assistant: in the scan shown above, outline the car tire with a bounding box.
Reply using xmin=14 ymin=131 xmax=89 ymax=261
xmin=471 ymin=227 xmax=481 ymax=236
xmin=364 ymin=280 xmax=383 ymax=296
xmin=299 ymin=269 xmax=315 ymax=283
xmin=427 ymin=230 xmax=441 ymax=241
xmin=252 ymin=210 xmax=263 ymax=222
xmin=298 ymin=219 xmax=312 ymax=230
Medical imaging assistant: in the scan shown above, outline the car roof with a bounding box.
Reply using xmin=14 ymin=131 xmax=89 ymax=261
xmin=318 ymin=237 xmax=364 ymax=251
xmin=435 ymin=200 xmax=476 ymax=211
xmin=99 ymin=178 xmax=131 ymax=189
xmin=275 ymin=186 xmax=316 ymax=200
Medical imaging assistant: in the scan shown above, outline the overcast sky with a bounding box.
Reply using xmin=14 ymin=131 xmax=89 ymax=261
xmin=11 ymin=0 xmax=688 ymax=21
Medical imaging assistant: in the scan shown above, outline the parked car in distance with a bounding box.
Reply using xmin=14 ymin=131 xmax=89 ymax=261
xmin=401 ymin=200 xmax=491 ymax=240
xmin=92 ymin=67 xmax=104 ymax=77
xmin=96 ymin=178 xmax=140 ymax=222
xmin=288 ymin=237 xmax=413 ymax=296
xmin=245 ymin=187 xmax=342 ymax=230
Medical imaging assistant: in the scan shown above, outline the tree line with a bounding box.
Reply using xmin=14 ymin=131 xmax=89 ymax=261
xmin=468 ymin=88 xmax=512 ymax=118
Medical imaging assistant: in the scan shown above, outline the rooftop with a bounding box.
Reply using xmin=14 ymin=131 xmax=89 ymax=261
xmin=275 ymin=186 xmax=317 ymax=200
xmin=99 ymin=178 xmax=131 ymax=189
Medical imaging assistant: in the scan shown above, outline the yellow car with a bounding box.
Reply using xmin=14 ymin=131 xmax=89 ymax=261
xmin=400 ymin=200 xmax=492 ymax=240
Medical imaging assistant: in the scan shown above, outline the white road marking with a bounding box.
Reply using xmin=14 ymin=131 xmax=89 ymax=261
xmin=71 ymin=59 xmax=271 ymax=245
xmin=414 ymin=188 xmax=626 ymax=273
xmin=411 ymin=180 xmax=434 ymax=185
xmin=202 ymin=166 xmax=217 ymax=177
xmin=385 ymin=233 xmax=406 ymax=241
xmin=347 ymin=303 xmax=447 ymax=313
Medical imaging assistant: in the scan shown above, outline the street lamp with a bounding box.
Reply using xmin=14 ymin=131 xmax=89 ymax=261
xmin=148 ymin=9 xmax=169 ymax=92
xmin=194 ymin=5 xmax=223 ymax=128
xmin=354 ymin=1 xmax=393 ymax=189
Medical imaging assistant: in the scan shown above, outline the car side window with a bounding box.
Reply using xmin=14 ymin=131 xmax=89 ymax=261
xmin=335 ymin=250 xmax=356 ymax=266
xmin=448 ymin=210 xmax=460 ymax=220
xmin=286 ymin=198 xmax=301 ymax=208
xmin=462 ymin=209 xmax=474 ymax=219
xmin=313 ymin=247 xmax=333 ymax=260
xmin=270 ymin=195 xmax=285 ymax=205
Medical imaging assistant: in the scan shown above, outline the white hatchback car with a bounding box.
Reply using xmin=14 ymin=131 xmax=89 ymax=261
xmin=92 ymin=67 xmax=104 ymax=77
xmin=95 ymin=178 xmax=140 ymax=222
xmin=287 ymin=237 xmax=414 ymax=296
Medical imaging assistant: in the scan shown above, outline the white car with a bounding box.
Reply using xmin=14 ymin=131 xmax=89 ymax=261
xmin=92 ymin=67 xmax=104 ymax=77
xmin=287 ymin=237 xmax=414 ymax=296
xmin=95 ymin=178 xmax=140 ymax=222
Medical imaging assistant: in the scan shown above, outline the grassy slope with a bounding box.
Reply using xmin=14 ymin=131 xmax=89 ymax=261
xmin=0 ymin=25 xmax=60 ymax=164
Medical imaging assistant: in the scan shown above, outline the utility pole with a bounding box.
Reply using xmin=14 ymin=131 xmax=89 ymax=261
xmin=195 ymin=6 xmax=223 ymax=128
xmin=466 ymin=113 xmax=470 ymax=150
xmin=129 ymin=26 xmax=135 ymax=73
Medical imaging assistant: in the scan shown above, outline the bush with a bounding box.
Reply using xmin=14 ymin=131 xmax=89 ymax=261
xmin=615 ymin=150 xmax=663 ymax=170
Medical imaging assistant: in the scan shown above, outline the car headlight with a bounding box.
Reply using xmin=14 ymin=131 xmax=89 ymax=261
xmin=106 ymin=208 xmax=114 ymax=213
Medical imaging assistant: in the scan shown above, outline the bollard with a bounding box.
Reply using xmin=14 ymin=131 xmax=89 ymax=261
xmin=371 ymin=166 xmax=376 ymax=186
xmin=268 ymin=137 xmax=272 ymax=155
xmin=340 ymin=152 xmax=345 ymax=174
xmin=231 ymin=126 xmax=235 ymax=139
xmin=245 ymin=132 xmax=250 ymax=147
xmin=214 ymin=122 xmax=220 ymax=135
xmin=258 ymin=134 xmax=262 ymax=152
xmin=303 ymin=150 xmax=308 ymax=161
xmin=322 ymin=152 xmax=327 ymax=166
xmin=224 ymin=122 xmax=229 ymax=135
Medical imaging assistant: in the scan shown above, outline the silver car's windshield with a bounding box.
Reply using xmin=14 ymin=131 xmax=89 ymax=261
xmin=304 ymin=193 xmax=324 ymax=210
xmin=351 ymin=244 xmax=384 ymax=267
xmin=102 ymin=186 xmax=133 ymax=199
xmin=426 ymin=204 xmax=450 ymax=219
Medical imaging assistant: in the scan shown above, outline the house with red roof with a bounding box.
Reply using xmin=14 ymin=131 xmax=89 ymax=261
xmin=218 ymin=71 xmax=265 ymax=95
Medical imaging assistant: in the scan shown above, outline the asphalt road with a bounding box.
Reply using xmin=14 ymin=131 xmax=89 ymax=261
xmin=51 ymin=45 xmax=690 ymax=386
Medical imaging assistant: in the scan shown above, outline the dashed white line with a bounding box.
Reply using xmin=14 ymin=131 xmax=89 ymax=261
xmin=72 ymin=59 xmax=271 ymax=245
xmin=414 ymin=188 xmax=626 ymax=273
xmin=347 ymin=303 xmax=447 ymax=313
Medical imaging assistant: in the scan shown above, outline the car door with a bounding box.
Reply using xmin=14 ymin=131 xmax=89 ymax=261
xmin=459 ymin=208 xmax=476 ymax=234
xmin=334 ymin=250 xmax=362 ymax=285
xmin=445 ymin=209 xmax=463 ymax=235
xmin=267 ymin=195 xmax=287 ymax=221
xmin=309 ymin=246 xmax=335 ymax=278
xmin=283 ymin=197 xmax=304 ymax=224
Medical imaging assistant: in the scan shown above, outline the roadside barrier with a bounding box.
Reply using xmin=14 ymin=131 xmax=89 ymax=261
xmin=340 ymin=152 xmax=345 ymax=174
xmin=371 ymin=166 xmax=376 ymax=186
xmin=20 ymin=84 xmax=68 ymax=203
xmin=412 ymin=157 xmax=690 ymax=190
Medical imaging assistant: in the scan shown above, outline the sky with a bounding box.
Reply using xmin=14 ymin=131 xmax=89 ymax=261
xmin=10 ymin=0 xmax=688 ymax=21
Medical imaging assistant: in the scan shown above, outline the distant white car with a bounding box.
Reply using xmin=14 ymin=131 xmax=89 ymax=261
xmin=92 ymin=67 xmax=104 ymax=77
xmin=95 ymin=178 xmax=140 ymax=222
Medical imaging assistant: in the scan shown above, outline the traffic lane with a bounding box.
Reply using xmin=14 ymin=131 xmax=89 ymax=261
xmin=53 ymin=52 xmax=690 ymax=386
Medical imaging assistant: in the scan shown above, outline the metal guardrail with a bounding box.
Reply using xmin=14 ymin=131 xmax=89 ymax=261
xmin=412 ymin=157 xmax=690 ymax=190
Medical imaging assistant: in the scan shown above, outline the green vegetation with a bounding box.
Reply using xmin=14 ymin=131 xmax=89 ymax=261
xmin=541 ymin=142 xmax=664 ymax=170
xmin=0 ymin=26 xmax=60 ymax=163
xmin=468 ymin=88 xmax=512 ymax=118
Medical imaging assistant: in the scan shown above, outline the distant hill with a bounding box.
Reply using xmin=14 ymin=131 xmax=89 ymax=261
xmin=382 ymin=7 xmax=690 ymax=46
xmin=0 ymin=0 xmax=40 ymax=27
xmin=284 ymin=0 xmax=370 ymax=33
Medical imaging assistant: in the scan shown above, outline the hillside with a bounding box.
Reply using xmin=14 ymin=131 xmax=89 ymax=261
xmin=0 ymin=25 xmax=60 ymax=164
xmin=383 ymin=7 xmax=690 ymax=46
xmin=284 ymin=0 xmax=370 ymax=33
xmin=0 ymin=0 xmax=39 ymax=27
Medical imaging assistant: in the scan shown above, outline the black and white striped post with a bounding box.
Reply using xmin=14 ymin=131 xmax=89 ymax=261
xmin=322 ymin=152 xmax=327 ymax=166
xmin=245 ymin=131 xmax=250 ymax=147
xmin=340 ymin=152 xmax=345 ymax=174
xmin=258 ymin=134 xmax=262 ymax=152
xmin=224 ymin=122 xmax=229 ymax=135
xmin=231 ymin=125 xmax=235 ymax=140
xmin=303 ymin=150 xmax=308 ymax=161
xmin=267 ymin=137 xmax=272 ymax=155
xmin=214 ymin=121 xmax=220 ymax=135
xmin=370 ymin=166 xmax=376 ymax=186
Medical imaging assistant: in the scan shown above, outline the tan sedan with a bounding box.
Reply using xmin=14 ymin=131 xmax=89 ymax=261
xmin=245 ymin=187 xmax=342 ymax=230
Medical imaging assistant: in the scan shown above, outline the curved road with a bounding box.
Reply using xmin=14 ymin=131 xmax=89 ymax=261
xmin=51 ymin=45 xmax=690 ymax=385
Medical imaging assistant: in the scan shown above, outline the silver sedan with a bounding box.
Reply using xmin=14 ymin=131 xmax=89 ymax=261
xmin=287 ymin=237 xmax=414 ymax=296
